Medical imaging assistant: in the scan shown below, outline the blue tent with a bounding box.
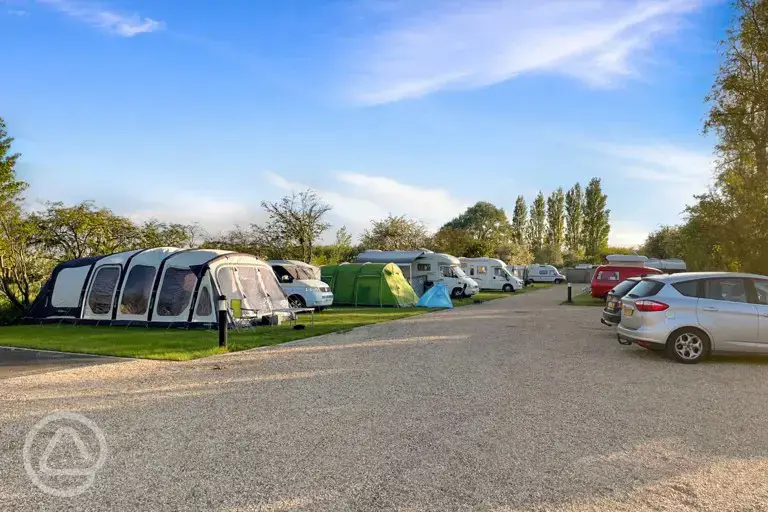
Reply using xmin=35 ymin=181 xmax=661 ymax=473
xmin=417 ymin=283 xmax=454 ymax=308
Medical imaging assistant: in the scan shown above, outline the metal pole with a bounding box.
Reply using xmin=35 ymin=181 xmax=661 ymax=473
xmin=218 ymin=295 xmax=228 ymax=348
xmin=567 ymin=283 xmax=572 ymax=303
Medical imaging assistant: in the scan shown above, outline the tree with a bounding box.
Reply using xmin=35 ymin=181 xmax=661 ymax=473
xmin=582 ymin=178 xmax=611 ymax=262
xmin=360 ymin=214 xmax=428 ymax=250
xmin=0 ymin=117 xmax=27 ymax=213
xmin=254 ymin=190 xmax=332 ymax=263
xmin=0 ymin=212 xmax=49 ymax=312
xmin=31 ymin=201 xmax=139 ymax=261
xmin=511 ymin=196 xmax=527 ymax=246
xmin=643 ymin=226 xmax=684 ymax=260
xmin=534 ymin=244 xmax=563 ymax=266
xmin=527 ymin=192 xmax=547 ymax=255
xmin=545 ymin=188 xmax=565 ymax=250
xmin=429 ymin=226 xmax=473 ymax=256
xmin=441 ymin=201 xmax=513 ymax=257
xmin=139 ymin=219 xmax=199 ymax=248
xmin=202 ymin=226 xmax=264 ymax=257
xmin=688 ymin=0 xmax=768 ymax=273
xmin=565 ymin=183 xmax=584 ymax=254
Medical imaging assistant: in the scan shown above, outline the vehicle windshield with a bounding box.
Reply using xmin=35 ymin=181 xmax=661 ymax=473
xmin=452 ymin=265 xmax=466 ymax=277
xmin=440 ymin=265 xmax=465 ymax=278
xmin=274 ymin=264 xmax=315 ymax=281
xmin=503 ymin=269 xmax=515 ymax=279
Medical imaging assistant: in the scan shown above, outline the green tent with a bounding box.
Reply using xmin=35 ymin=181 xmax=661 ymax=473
xmin=320 ymin=263 xmax=419 ymax=307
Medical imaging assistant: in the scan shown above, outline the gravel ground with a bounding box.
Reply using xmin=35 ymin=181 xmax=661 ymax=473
xmin=2 ymin=286 xmax=768 ymax=511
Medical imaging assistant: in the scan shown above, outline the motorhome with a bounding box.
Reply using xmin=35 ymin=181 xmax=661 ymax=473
xmin=526 ymin=264 xmax=566 ymax=284
xmin=268 ymin=260 xmax=334 ymax=310
xmin=604 ymin=254 xmax=687 ymax=273
xmin=355 ymin=250 xmax=479 ymax=298
xmin=460 ymin=258 xmax=523 ymax=292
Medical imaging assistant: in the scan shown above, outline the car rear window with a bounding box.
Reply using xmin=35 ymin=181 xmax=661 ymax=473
xmin=611 ymin=279 xmax=638 ymax=296
xmin=627 ymin=280 xmax=664 ymax=299
xmin=597 ymin=270 xmax=620 ymax=281
xmin=673 ymin=280 xmax=700 ymax=298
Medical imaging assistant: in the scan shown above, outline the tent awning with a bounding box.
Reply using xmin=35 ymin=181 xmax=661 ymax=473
xmin=355 ymin=251 xmax=427 ymax=265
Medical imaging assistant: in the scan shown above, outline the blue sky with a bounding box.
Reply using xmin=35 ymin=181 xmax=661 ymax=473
xmin=1 ymin=0 xmax=731 ymax=246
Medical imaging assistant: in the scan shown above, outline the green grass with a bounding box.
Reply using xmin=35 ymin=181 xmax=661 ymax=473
xmin=562 ymin=291 xmax=606 ymax=307
xmin=0 ymin=283 xmax=553 ymax=361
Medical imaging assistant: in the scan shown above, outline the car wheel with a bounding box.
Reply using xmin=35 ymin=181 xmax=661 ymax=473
xmin=666 ymin=327 xmax=710 ymax=364
xmin=288 ymin=295 xmax=306 ymax=309
xmin=451 ymin=287 xmax=464 ymax=299
xmin=554 ymin=279 xmax=563 ymax=284
xmin=502 ymin=284 xmax=513 ymax=293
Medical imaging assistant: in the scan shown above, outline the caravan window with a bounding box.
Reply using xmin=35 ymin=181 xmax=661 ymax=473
xmin=120 ymin=265 xmax=156 ymax=315
xmin=87 ymin=266 xmax=120 ymax=315
xmin=417 ymin=263 xmax=431 ymax=272
xmin=477 ymin=266 xmax=487 ymax=275
xmin=156 ymin=268 xmax=197 ymax=317
xmin=469 ymin=266 xmax=475 ymax=276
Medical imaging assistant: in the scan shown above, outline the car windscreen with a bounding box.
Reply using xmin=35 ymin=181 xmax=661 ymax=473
xmin=452 ymin=265 xmax=467 ymax=277
xmin=610 ymin=279 xmax=639 ymax=297
xmin=627 ymin=279 xmax=664 ymax=299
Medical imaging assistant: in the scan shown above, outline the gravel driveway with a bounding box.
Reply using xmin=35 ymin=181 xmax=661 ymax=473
xmin=2 ymin=286 xmax=768 ymax=511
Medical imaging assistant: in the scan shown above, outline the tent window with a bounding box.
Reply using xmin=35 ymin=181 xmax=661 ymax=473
xmin=52 ymin=266 xmax=90 ymax=307
xmin=237 ymin=266 xmax=271 ymax=313
xmin=262 ymin=268 xmax=289 ymax=309
xmin=120 ymin=265 xmax=156 ymax=315
xmin=156 ymin=268 xmax=197 ymax=317
xmin=217 ymin=267 xmax=242 ymax=300
xmin=88 ymin=266 xmax=120 ymax=315
xmin=195 ymin=286 xmax=213 ymax=316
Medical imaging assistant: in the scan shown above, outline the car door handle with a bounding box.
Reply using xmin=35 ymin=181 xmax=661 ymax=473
xmin=702 ymin=307 xmax=719 ymax=312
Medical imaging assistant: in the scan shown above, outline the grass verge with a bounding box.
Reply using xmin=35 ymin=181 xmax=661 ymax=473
xmin=561 ymin=291 xmax=605 ymax=307
xmin=0 ymin=283 xmax=553 ymax=361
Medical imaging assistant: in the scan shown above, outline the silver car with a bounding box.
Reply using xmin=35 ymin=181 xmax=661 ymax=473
xmin=617 ymin=272 xmax=768 ymax=364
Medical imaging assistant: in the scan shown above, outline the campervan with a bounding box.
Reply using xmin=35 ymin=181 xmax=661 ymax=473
xmin=355 ymin=250 xmax=479 ymax=298
xmin=269 ymin=260 xmax=334 ymax=310
xmin=460 ymin=258 xmax=523 ymax=292
xmin=526 ymin=264 xmax=566 ymax=284
xmin=604 ymin=254 xmax=687 ymax=273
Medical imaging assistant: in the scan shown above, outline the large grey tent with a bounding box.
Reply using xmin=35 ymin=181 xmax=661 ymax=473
xmin=27 ymin=248 xmax=290 ymax=327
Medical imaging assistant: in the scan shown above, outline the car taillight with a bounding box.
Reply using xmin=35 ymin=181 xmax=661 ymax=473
xmin=635 ymin=300 xmax=669 ymax=312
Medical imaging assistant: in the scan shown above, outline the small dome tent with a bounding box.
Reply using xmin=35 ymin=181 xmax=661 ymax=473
xmin=26 ymin=248 xmax=290 ymax=327
xmin=320 ymin=263 xmax=418 ymax=307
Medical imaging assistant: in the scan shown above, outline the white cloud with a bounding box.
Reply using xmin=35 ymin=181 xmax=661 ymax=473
xmin=264 ymin=171 xmax=469 ymax=240
xmin=596 ymin=141 xmax=715 ymax=247
xmin=37 ymin=0 xmax=164 ymax=37
xmin=601 ymin=142 xmax=715 ymax=193
xmin=125 ymin=190 xmax=257 ymax=237
xmin=349 ymin=0 xmax=704 ymax=104
xmin=609 ymin=220 xmax=651 ymax=247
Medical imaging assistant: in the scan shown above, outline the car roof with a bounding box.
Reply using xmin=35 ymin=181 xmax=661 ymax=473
xmin=647 ymin=271 xmax=768 ymax=283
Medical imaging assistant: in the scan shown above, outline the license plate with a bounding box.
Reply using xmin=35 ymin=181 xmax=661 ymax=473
xmin=623 ymin=307 xmax=634 ymax=316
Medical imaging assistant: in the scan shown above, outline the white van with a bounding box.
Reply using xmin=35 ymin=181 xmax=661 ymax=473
xmin=355 ymin=250 xmax=479 ymax=298
xmin=460 ymin=258 xmax=523 ymax=292
xmin=268 ymin=260 xmax=334 ymax=310
xmin=526 ymin=264 xmax=566 ymax=284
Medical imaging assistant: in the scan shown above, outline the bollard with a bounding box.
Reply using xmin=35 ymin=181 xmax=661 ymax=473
xmin=218 ymin=295 xmax=228 ymax=348
xmin=567 ymin=283 xmax=573 ymax=303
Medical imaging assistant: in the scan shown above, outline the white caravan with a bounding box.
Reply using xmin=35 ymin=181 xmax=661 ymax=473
xmin=355 ymin=250 xmax=479 ymax=298
xmin=460 ymin=258 xmax=523 ymax=292
xmin=604 ymin=254 xmax=687 ymax=273
xmin=526 ymin=264 xmax=566 ymax=284
xmin=268 ymin=260 xmax=334 ymax=310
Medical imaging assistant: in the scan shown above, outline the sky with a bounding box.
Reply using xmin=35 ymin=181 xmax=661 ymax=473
xmin=1 ymin=0 xmax=732 ymax=247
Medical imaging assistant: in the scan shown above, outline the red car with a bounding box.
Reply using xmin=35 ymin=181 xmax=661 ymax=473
xmin=591 ymin=265 xmax=663 ymax=299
